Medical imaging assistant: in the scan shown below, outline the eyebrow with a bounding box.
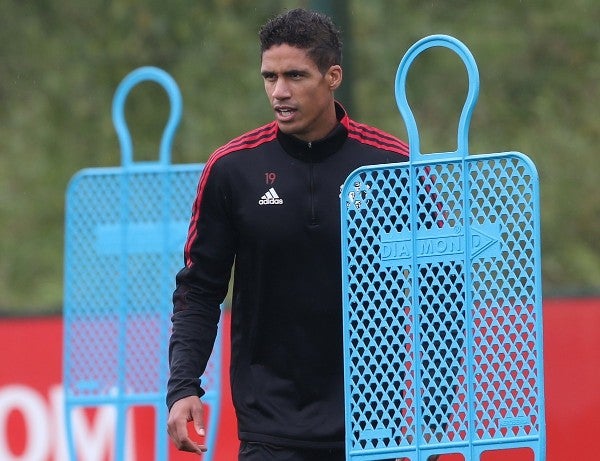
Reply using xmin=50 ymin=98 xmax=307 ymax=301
xmin=261 ymin=69 xmax=310 ymax=78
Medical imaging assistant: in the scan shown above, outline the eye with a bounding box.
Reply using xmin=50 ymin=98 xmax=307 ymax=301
xmin=262 ymin=72 xmax=276 ymax=82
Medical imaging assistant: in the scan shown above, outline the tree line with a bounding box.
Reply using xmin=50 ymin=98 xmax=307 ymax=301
xmin=1 ymin=0 xmax=598 ymax=313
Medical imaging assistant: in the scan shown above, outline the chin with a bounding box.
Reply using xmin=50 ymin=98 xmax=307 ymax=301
xmin=277 ymin=122 xmax=301 ymax=136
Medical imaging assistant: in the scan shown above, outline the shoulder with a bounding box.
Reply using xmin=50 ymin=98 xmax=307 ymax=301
xmin=198 ymin=122 xmax=277 ymax=189
xmin=345 ymin=118 xmax=409 ymax=158
xmin=199 ymin=121 xmax=277 ymax=190
xmin=209 ymin=122 xmax=278 ymax=165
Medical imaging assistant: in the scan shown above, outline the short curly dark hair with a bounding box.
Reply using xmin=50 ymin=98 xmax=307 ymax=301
xmin=259 ymin=8 xmax=342 ymax=74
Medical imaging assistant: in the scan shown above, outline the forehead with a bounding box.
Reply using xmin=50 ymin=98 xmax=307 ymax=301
xmin=260 ymin=44 xmax=318 ymax=72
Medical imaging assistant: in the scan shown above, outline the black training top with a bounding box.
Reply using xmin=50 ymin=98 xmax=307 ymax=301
xmin=167 ymin=103 xmax=409 ymax=448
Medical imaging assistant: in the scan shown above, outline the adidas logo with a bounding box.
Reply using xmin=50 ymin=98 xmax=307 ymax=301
xmin=258 ymin=187 xmax=284 ymax=205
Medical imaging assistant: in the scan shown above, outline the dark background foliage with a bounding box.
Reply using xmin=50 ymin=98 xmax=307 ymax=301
xmin=1 ymin=0 xmax=598 ymax=314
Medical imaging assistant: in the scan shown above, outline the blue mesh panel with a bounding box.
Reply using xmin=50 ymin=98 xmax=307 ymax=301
xmin=63 ymin=67 xmax=221 ymax=461
xmin=341 ymin=36 xmax=545 ymax=461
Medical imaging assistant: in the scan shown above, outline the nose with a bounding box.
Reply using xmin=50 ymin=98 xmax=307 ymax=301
xmin=271 ymin=78 xmax=291 ymax=100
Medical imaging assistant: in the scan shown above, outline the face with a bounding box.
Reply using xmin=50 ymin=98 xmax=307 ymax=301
xmin=261 ymin=44 xmax=342 ymax=142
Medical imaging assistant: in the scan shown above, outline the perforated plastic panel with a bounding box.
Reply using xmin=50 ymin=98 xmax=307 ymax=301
xmin=63 ymin=67 xmax=221 ymax=461
xmin=341 ymin=36 xmax=545 ymax=461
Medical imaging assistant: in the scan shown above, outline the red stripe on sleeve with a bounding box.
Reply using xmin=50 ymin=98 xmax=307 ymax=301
xmin=346 ymin=119 xmax=409 ymax=157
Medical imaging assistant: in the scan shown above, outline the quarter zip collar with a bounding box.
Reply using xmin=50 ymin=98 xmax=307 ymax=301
xmin=276 ymin=102 xmax=349 ymax=162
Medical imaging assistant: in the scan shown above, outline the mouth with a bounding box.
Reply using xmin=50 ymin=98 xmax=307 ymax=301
xmin=274 ymin=105 xmax=297 ymax=122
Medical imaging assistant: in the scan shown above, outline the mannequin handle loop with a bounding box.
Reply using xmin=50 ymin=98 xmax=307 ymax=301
xmin=395 ymin=34 xmax=479 ymax=162
xmin=112 ymin=66 xmax=182 ymax=167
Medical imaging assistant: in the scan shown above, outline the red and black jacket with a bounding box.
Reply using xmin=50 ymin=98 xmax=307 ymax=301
xmin=168 ymin=103 xmax=408 ymax=448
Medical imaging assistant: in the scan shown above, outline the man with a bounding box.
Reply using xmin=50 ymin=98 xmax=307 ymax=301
xmin=167 ymin=8 xmax=409 ymax=460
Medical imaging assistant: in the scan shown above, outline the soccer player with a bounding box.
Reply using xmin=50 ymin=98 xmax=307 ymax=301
xmin=167 ymin=8 xmax=409 ymax=460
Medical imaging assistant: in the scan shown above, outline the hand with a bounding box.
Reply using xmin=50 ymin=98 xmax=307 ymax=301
xmin=167 ymin=396 xmax=208 ymax=454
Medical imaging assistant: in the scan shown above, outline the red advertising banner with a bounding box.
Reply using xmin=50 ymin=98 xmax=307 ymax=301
xmin=1 ymin=298 xmax=599 ymax=460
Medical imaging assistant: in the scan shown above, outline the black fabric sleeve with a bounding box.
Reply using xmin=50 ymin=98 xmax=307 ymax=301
xmin=166 ymin=159 xmax=235 ymax=410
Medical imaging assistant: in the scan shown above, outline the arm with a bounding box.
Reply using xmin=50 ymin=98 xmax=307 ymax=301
xmin=166 ymin=159 xmax=235 ymax=451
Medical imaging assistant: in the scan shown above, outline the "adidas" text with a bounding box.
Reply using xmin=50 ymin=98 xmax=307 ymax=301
xmin=258 ymin=187 xmax=284 ymax=205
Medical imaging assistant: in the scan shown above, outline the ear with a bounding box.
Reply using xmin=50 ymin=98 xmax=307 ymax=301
xmin=326 ymin=65 xmax=343 ymax=91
